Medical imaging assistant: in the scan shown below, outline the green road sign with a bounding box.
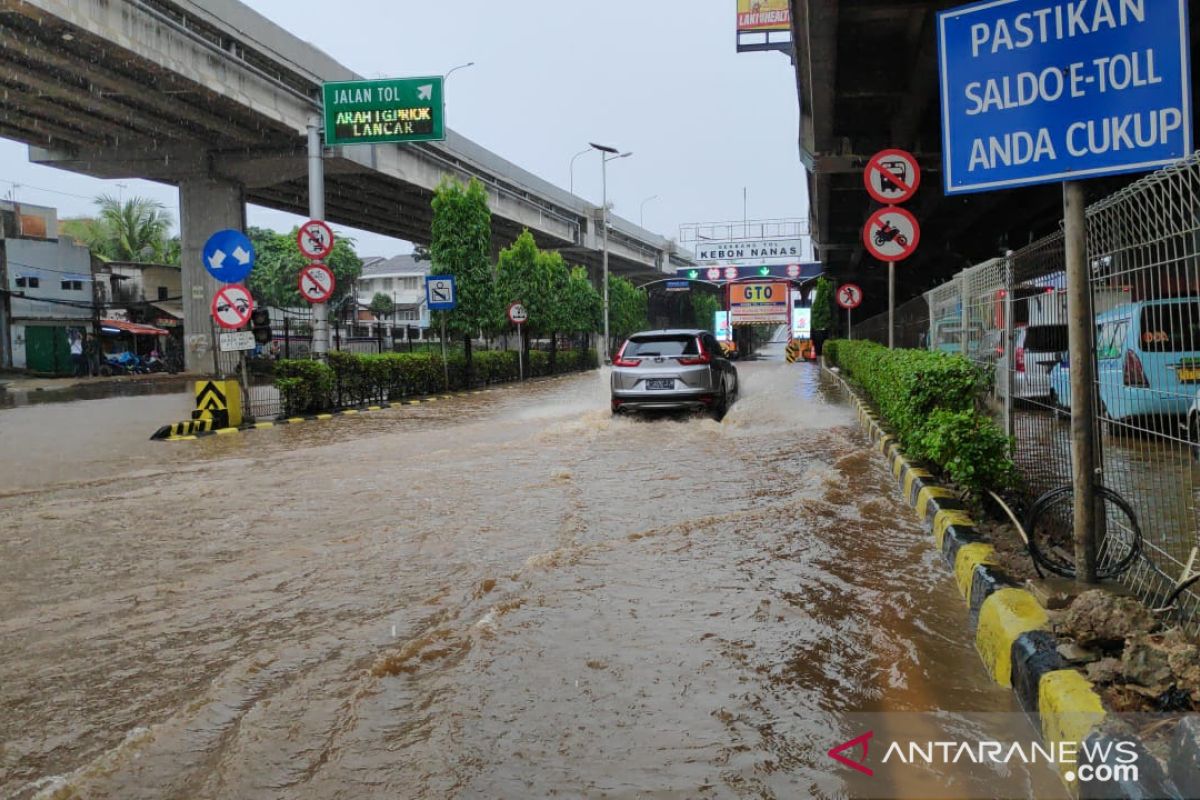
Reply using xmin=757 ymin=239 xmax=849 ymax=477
xmin=322 ymin=76 xmax=445 ymax=146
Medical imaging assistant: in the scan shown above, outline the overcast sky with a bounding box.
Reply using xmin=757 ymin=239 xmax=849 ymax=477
xmin=0 ymin=0 xmax=806 ymax=260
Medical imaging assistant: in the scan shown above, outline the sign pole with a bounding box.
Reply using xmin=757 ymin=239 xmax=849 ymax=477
xmin=308 ymin=115 xmax=329 ymax=358
xmin=888 ymin=261 xmax=895 ymax=350
xmin=440 ymin=315 xmax=449 ymax=390
xmin=1064 ymin=180 xmax=1099 ymax=585
xmin=848 ymin=307 xmax=852 ymax=341
xmin=239 ymin=350 xmax=251 ymax=422
xmin=517 ymin=322 xmax=524 ymax=380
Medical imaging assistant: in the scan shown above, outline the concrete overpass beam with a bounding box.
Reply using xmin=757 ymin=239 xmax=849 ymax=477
xmin=179 ymin=178 xmax=246 ymax=374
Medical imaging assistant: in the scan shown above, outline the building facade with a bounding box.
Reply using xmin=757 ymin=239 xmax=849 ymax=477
xmin=1 ymin=202 xmax=96 ymax=373
xmin=355 ymin=254 xmax=430 ymax=337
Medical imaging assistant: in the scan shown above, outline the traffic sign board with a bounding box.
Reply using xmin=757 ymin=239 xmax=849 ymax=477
xmin=836 ymin=283 xmax=864 ymax=310
xmin=202 ymin=229 xmax=255 ymax=284
xmin=219 ymin=330 xmax=257 ymax=352
xmin=298 ymin=263 xmax=336 ymax=304
xmin=297 ymin=220 xmax=334 ymax=260
xmin=937 ymin=0 xmax=1192 ymax=195
xmin=507 ymin=302 xmax=528 ymax=324
xmin=865 ymin=149 xmax=920 ymax=205
xmin=425 ymin=275 xmax=457 ymax=311
xmin=706 ymin=268 xmax=722 ymax=281
xmin=323 ymin=76 xmax=446 ymax=146
xmin=211 ymin=284 xmax=254 ymax=330
xmin=863 ymin=207 xmax=920 ymax=262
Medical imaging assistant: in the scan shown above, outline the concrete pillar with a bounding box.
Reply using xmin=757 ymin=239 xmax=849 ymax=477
xmin=179 ymin=178 xmax=245 ymax=374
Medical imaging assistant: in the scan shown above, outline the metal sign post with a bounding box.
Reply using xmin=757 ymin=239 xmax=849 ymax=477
xmin=508 ymin=302 xmax=528 ymax=379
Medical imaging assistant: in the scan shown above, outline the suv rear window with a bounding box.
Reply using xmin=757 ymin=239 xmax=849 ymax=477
xmin=624 ymin=335 xmax=699 ymax=357
xmin=1140 ymin=303 xmax=1200 ymax=353
xmin=1023 ymin=324 xmax=1068 ymax=352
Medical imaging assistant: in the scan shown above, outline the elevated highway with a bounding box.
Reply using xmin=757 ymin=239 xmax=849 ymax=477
xmin=0 ymin=0 xmax=691 ymax=367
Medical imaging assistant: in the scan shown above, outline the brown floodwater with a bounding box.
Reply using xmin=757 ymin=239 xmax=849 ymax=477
xmin=0 ymin=364 xmax=1064 ymax=799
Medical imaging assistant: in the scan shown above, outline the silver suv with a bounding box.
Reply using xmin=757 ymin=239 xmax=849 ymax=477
xmin=610 ymin=329 xmax=738 ymax=418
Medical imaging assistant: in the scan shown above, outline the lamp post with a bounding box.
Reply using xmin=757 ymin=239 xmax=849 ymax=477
xmin=569 ymin=147 xmax=591 ymax=195
xmin=590 ymin=142 xmax=632 ymax=362
xmin=444 ymin=61 xmax=475 ymax=81
xmin=639 ymin=194 xmax=659 ymax=227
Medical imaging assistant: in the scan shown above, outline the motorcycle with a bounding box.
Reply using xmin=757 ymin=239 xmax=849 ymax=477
xmin=873 ymin=220 xmax=909 ymax=248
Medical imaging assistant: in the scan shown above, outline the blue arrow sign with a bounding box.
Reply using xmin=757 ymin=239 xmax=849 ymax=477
xmin=202 ymin=229 xmax=256 ymax=284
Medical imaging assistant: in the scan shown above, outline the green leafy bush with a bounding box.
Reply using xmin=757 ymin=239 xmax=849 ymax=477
xmin=274 ymin=348 xmax=597 ymax=416
xmin=826 ymin=339 xmax=1015 ymax=494
xmin=274 ymin=359 xmax=335 ymax=416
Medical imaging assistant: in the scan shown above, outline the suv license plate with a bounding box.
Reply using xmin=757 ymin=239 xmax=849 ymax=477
xmin=645 ymin=378 xmax=675 ymax=390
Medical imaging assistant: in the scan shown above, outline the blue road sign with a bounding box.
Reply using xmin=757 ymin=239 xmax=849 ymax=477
xmin=202 ymin=229 xmax=256 ymax=284
xmin=425 ymin=275 xmax=458 ymax=311
xmin=937 ymin=0 xmax=1192 ymax=195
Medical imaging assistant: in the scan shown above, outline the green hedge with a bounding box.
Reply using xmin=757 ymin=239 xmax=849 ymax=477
xmin=825 ymin=339 xmax=1016 ymax=494
xmin=275 ymin=348 xmax=598 ymax=416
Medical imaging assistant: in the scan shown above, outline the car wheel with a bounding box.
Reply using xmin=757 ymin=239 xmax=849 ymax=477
xmin=711 ymin=382 xmax=729 ymax=421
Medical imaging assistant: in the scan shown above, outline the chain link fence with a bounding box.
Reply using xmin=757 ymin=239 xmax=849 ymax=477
xmin=850 ymin=153 xmax=1200 ymax=635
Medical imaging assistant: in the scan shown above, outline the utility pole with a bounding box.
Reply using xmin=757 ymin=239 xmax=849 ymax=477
xmin=308 ymin=115 xmax=329 ymax=357
xmin=1064 ymin=181 xmax=1099 ymax=585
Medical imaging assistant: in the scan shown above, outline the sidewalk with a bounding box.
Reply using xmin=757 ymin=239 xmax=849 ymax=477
xmin=0 ymin=371 xmax=196 ymax=405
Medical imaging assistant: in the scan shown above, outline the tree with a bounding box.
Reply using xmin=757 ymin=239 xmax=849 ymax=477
xmin=607 ymin=275 xmax=649 ymax=353
xmin=369 ymin=292 xmax=395 ymax=317
xmin=429 ymin=177 xmax=493 ymax=384
xmin=495 ymin=230 xmax=543 ymax=375
xmin=61 ymin=195 xmax=177 ymax=264
xmin=245 ymin=227 xmax=363 ymax=309
xmin=691 ymin=292 xmax=722 ymax=332
xmin=562 ymin=266 xmax=602 ymax=347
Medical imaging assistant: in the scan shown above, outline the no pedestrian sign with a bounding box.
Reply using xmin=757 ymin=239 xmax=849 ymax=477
xmin=837 ymin=284 xmax=864 ymax=310
xmin=937 ymin=0 xmax=1192 ymax=194
xmin=211 ymin=284 xmax=254 ymax=330
xmin=863 ymin=207 xmax=921 ymax=262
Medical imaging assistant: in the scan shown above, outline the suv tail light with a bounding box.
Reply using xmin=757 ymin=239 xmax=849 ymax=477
xmin=1015 ymin=345 xmax=1026 ymax=372
xmin=611 ymin=341 xmax=640 ymax=368
xmin=677 ymin=337 xmax=713 ymax=366
xmin=1124 ymin=349 xmax=1149 ymax=387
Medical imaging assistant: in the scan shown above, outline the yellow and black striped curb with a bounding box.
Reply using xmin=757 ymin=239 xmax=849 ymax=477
xmin=151 ymin=370 xmax=590 ymax=442
xmin=153 ymin=388 xmax=495 ymax=442
xmin=823 ymin=361 xmax=1184 ymax=796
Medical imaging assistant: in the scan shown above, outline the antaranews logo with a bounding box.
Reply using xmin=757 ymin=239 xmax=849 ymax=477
xmin=826 ymin=727 xmax=1140 ymax=787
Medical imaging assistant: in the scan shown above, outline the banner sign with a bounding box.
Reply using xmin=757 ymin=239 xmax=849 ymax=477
xmin=677 ymin=263 xmax=822 ymax=282
xmin=937 ymin=0 xmax=1192 ymax=194
xmin=729 ymin=281 xmax=790 ymax=325
xmin=694 ymin=238 xmax=806 ymax=264
xmin=323 ymin=76 xmax=445 ymax=146
xmin=714 ymin=310 xmax=732 ymax=342
xmin=737 ymin=0 xmax=790 ymax=33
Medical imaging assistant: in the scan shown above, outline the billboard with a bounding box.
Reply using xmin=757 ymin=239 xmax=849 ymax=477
xmin=729 ymin=282 xmax=790 ymax=325
xmin=323 ymin=76 xmax=445 ymax=146
xmin=737 ymin=0 xmax=790 ymax=33
xmin=694 ymin=238 xmax=805 ymax=264
xmin=714 ymin=311 xmax=732 ymax=342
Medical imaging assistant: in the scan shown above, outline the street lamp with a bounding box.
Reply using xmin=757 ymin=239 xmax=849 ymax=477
xmin=639 ymin=195 xmax=659 ymax=227
xmin=568 ymin=147 xmax=591 ymax=195
xmin=590 ymin=142 xmax=632 ymax=362
xmin=444 ymin=61 xmax=475 ymax=80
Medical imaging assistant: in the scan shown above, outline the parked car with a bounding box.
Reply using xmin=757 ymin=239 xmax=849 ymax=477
xmin=1093 ymin=299 xmax=1200 ymax=422
xmin=1008 ymin=324 xmax=1069 ymax=400
xmin=610 ymin=329 xmax=738 ymax=419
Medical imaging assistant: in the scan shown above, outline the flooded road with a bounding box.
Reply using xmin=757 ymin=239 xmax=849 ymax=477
xmin=1 ymin=364 xmax=1061 ymax=799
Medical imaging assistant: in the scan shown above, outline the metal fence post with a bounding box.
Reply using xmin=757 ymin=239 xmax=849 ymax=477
xmin=1003 ymin=252 xmax=1015 ymax=442
xmin=1064 ymin=180 xmax=1099 ymax=585
xmin=283 ymin=316 xmax=290 ymax=359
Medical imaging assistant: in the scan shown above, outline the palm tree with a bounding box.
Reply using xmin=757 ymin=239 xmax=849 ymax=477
xmin=95 ymin=194 xmax=175 ymax=263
